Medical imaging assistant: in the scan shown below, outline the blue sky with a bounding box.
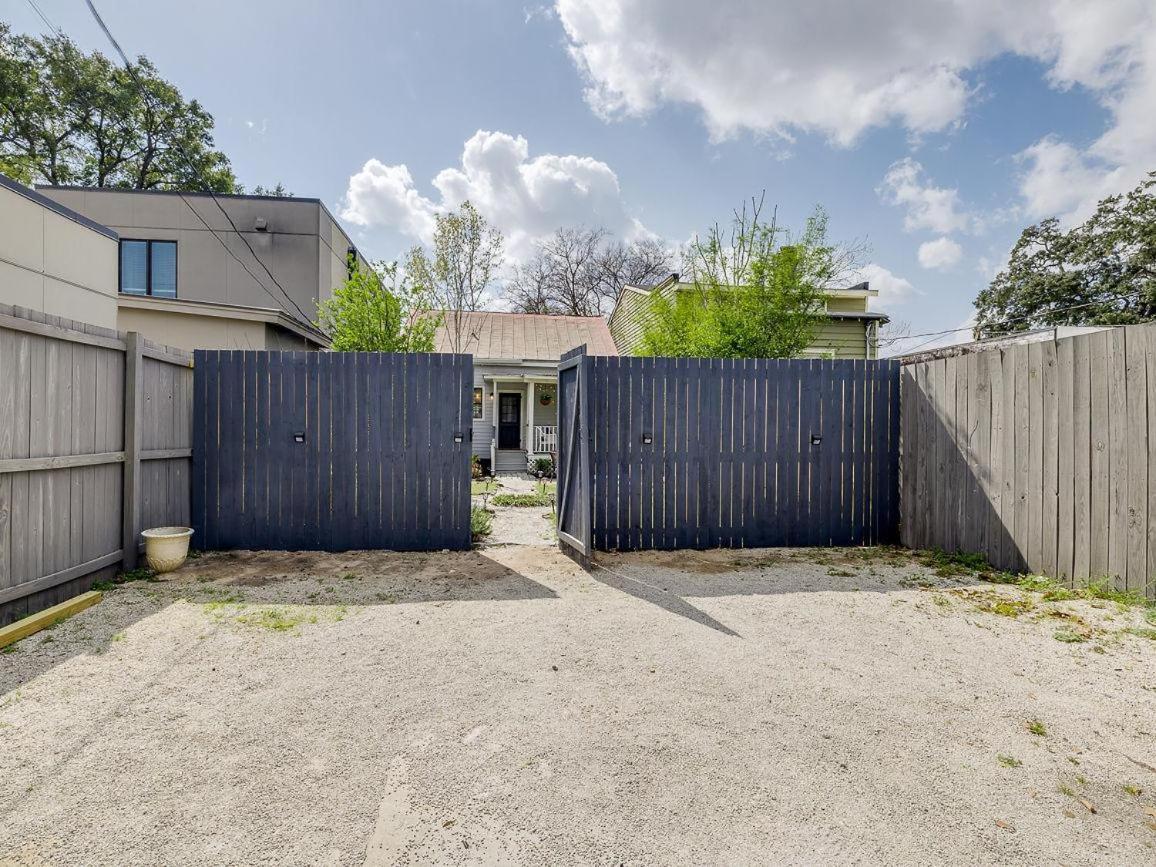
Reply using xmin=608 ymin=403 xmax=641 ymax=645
xmin=10 ymin=0 xmax=1154 ymax=352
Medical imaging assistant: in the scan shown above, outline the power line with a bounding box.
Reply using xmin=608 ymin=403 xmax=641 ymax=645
xmin=879 ymin=290 xmax=1145 ymax=353
xmin=81 ymin=0 xmax=316 ymax=327
xmin=25 ymin=0 xmax=61 ymax=36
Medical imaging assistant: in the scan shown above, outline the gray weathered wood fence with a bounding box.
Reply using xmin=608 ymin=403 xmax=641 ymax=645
xmin=901 ymin=323 xmax=1156 ymax=600
xmin=192 ymin=350 xmax=473 ymax=552
xmin=0 ymin=304 xmax=193 ymax=624
xmin=558 ymin=351 xmax=901 ymax=554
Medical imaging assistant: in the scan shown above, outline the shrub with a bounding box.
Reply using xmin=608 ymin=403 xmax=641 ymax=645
xmin=492 ymin=492 xmax=551 ymax=507
xmin=471 ymin=454 xmax=484 ymax=480
xmin=470 ymin=507 xmax=493 ymax=541
xmin=528 ymin=455 xmax=555 ymax=478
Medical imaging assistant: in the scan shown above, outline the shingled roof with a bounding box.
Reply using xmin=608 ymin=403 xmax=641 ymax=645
xmin=433 ymin=311 xmax=618 ymax=360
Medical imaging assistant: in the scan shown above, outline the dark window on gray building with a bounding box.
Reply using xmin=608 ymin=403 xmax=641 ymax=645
xmin=120 ymin=239 xmax=177 ymax=298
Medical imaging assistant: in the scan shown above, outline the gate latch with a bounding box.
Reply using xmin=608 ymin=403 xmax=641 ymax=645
xmin=453 ymin=432 xmax=465 ymax=444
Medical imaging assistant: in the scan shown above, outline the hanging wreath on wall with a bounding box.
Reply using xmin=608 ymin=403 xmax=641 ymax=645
xmin=539 ymin=386 xmax=555 ymax=407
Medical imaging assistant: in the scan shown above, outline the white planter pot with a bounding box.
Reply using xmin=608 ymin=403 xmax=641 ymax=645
xmin=141 ymin=527 xmax=194 ymax=574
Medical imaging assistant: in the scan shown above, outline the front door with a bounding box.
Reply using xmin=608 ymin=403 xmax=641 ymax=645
xmin=498 ymin=393 xmax=521 ymax=449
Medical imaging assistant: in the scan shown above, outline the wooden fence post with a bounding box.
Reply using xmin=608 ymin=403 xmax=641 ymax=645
xmin=122 ymin=332 xmax=143 ymax=571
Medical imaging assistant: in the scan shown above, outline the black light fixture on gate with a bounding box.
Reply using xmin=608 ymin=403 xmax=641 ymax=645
xmin=810 ymin=433 xmax=822 ymax=446
xmin=641 ymin=432 xmax=653 ymax=445
xmin=293 ymin=431 xmax=306 ymax=444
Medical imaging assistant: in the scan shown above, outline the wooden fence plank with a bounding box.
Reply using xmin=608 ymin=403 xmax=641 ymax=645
xmin=1088 ymin=331 xmax=1110 ymax=579
xmin=1041 ymin=339 xmax=1059 ymax=577
xmin=1107 ymin=329 xmax=1128 ymax=586
xmin=1125 ymin=328 xmax=1148 ymax=595
xmin=1056 ymin=337 xmax=1075 ymax=582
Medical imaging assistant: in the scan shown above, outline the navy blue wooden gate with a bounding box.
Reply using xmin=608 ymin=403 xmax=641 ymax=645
xmin=558 ymin=349 xmax=900 ymax=556
xmin=192 ymin=351 xmax=473 ymax=552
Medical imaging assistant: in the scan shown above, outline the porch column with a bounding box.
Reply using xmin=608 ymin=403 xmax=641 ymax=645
xmin=490 ymin=378 xmax=498 ymax=473
xmin=526 ymin=380 xmax=535 ymax=454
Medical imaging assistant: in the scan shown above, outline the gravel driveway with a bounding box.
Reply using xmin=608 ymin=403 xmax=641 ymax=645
xmin=1 ymin=546 xmax=1154 ymax=865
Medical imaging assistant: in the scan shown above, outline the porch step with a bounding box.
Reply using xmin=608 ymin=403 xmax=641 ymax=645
xmin=494 ymin=450 xmax=525 ymax=473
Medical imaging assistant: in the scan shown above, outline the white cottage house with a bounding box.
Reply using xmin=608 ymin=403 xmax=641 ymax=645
xmin=434 ymin=311 xmax=619 ymax=475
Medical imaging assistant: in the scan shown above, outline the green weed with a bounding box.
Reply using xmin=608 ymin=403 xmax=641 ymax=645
xmin=1123 ymin=783 xmax=1143 ymax=797
xmin=997 ymin=754 xmax=1022 ymax=768
xmin=93 ymin=567 xmax=157 ymax=592
xmin=471 ymin=507 xmax=493 ymax=541
xmin=491 ymin=492 xmax=552 ymax=507
xmin=235 ymin=607 xmax=317 ymax=633
xmin=1026 ymin=719 xmax=1047 ymax=737
xmin=919 ymin=549 xmax=990 ymax=576
xmin=1054 ymin=629 xmax=1086 ymax=643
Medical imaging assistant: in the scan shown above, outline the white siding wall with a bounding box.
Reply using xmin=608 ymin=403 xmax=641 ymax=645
xmin=472 ymin=363 xmax=558 ymax=463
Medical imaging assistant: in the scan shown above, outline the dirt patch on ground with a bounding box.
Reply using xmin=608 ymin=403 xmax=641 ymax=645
xmin=2 ymin=546 xmax=1154 ymax=865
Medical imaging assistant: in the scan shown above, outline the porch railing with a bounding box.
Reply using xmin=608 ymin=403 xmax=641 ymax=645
xmin=532 ymin=424 xmax=557 ymax=454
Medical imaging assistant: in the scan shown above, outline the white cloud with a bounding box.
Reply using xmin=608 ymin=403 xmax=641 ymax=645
xmin=877 ymin=159 xmax=971 ymax=234
xmin=339 ymin=130 xmax=648 ymax=261
xmin=1016 ymin=1 xmax=1156 ymax=223
xmin=849 ymin=263 xmax=918 ymax=307
xmin=341 ymin=161 xmax=438 ymax=241
xmin=557 ymin=0 xmax=1156 ymax=215
xmin=917 ymin=237 xmax=964 ymax=270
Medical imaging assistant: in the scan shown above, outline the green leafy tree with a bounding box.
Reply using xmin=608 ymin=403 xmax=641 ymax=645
xmin=405 ymin=201 xmax=504 ymax=352
xmin=640 ymin=198 xmax=855 ymax=358
xmin=316 ymin=261 xmax=440 ymax=352
xmin=975 ymin=173 xmax=1156 ymax=338
xmin=0 ymin=24 xmax=235 ymax=191
xmin=242 ymin=183 xmax=293 ymax=197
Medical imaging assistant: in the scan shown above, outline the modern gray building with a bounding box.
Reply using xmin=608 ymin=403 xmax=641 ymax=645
xmin=35 ymin=186 xmax=365 ymax=351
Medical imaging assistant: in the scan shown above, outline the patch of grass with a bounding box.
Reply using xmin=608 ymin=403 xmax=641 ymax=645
xmin=1058 ymin=783 xmax=1076 ymax=797
xmin=1026 ymin=718 xmax=1047 ymax=737
xmin=826 ymin=567 xmax=856 ymax=578
xmin=491 ymin=492 xmax=552 ymax=507
xmin=1081 ymin=578 xmax=1147 ymax=607
xmin=1054 ymin=629 xmax=1086 ymax=643
xmin=932 ymin=594 xmax=952 ymax=608
xmin=1 ymin=644 xmax=19 ymax=654
xmin=899 ymin=575 xmax=936 ymax=589
xmin=919 ymin=548 xmax=990 ymax=576
xmin=92 ymin=567 xmax=157 ymax=592
xmin=975 ymin=595 xmax=1035 ymax=618
xmin=341 ymin=572 xmax=359 ymax=581
xmin=1123 ymin=783 xmax=1143 ymax=797
xmin=471 ymin=479 xmax=499 ymax=496
xmin=471 ymin=506 xmax=493 ymax=541
xmin=997 ymin=754 xmax=1022 ymax=768
xmin=1124 ymin=626 xmax=1156 ymax=640
xmin=235 ymin=607 xmax=318 ymax=633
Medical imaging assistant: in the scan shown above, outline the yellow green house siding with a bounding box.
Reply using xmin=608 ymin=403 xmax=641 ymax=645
xmin=803 ymin=318 xmax=879 ymax=359
xmin=609 ymin=283 xmax=885 ymax=359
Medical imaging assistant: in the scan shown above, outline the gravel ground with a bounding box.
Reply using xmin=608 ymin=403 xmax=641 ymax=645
xmin=1 ymin=546 xmax=1155 ymax=865
xmin=473 ymin=474 xmax=557 ymax=547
